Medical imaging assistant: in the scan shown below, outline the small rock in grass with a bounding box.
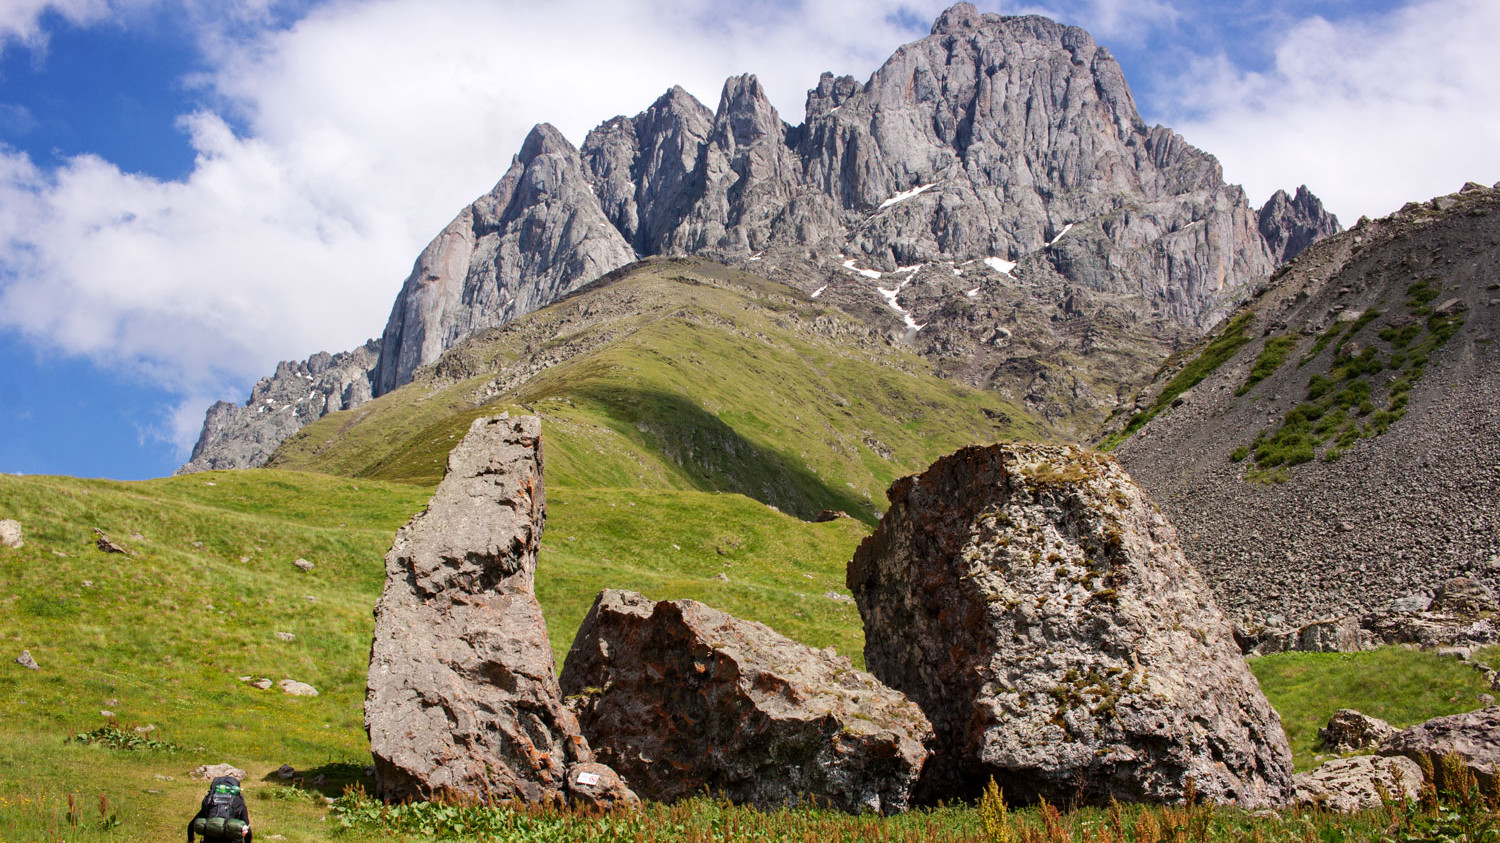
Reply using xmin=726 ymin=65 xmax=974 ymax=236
xmin=101 ymin=710 xmax=115 ymax=718
xmin=293 ymin=558 xmax=314 ymax=571
xmin=1293 ymin=755 xmax=1422 ymax=813
xmin=278 ymin=679 xmax=319 ymax=697
xmin=274 ymin=632 xmax=295 ymax=642
xmin=0 ymin=519 xmax=22 ymax=548
xmin=252 ymin=678 xmax=273 ymax=690
xmin=566 ymin=761 xmax=639 ymax=811
xmin=276 ymin=764 xmax=296 ymax=780
xmin=1317 ymin=709 xmax=1396 ymax=753
xmin=192 ymin=763 xmax=247 ymax=780
xmin=711 ymin=572 xmax=729 ymax=582
xmin=16 ymin=650 xmax=38 ymax=670
xmin=93 ymin=528 xmax=132 ymax=555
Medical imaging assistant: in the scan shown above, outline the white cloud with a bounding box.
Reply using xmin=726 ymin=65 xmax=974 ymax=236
xmin=3 ymin=0 xmax=1496 ymax=462
xmin=1165 ymin=0 xmax=1500 ymax=222
xmin=0 ymin=0 xmax=949 ymax=452
xmin=0 ymin=1 xmax=110 ymax=52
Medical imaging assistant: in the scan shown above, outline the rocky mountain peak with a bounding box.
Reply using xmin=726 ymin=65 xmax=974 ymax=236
xmin=930 ymin=2 xmax=983 ymax=35
xmin=714 ymin=74 xmax=784 ymax=149
xmin=1258 ymin=185 xmax=1342 ymax=264
xmin=183 ymin=5 xmax=1342 ymax=473
xmin=805 ymin=72 xmax=861 ymax=119
xmin=517 ymin=121 xmax=575 ymax=164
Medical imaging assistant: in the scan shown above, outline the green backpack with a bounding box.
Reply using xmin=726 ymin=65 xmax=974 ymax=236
xmin=193 ymin=779 xmax=247 ymax=840
xmin=192 ymin=816 xmax=247 ymax=839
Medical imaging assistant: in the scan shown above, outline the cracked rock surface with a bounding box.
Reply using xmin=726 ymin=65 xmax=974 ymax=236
xmin=560 ymin=589 xmax=931 ymax=814
xmin=365 ymin=414 xmax=632 ymax=807
xmin=849 ymin=442 xmax=1292 ymax=807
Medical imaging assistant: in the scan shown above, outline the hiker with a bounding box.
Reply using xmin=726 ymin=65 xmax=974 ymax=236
xmin=188 ymin=775 xmax=251 ymax=843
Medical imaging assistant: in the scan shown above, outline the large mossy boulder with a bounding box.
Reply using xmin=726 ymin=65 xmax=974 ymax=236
xmin=848 ymin=442 xmax=1293 ymax=807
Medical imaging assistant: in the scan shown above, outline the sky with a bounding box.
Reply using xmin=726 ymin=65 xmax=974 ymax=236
xmin=0 ymin=0 xmax=1496 ymax=480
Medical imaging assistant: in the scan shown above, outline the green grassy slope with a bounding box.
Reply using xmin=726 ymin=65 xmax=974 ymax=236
xmin=269 ymin=257 xmax=1043 ymax=523
xmin=0 ymin=468 xmax=871 ymax=841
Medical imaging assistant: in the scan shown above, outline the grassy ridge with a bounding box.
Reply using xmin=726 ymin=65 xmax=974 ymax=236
xmin=270 ymin=260 xmax=1042 ymax=521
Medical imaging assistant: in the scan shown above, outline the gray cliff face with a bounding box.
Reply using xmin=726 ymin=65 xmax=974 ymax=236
xmin=582 ymin=86 xmax=715 ymax=257
xmin=176 ymin=340 xmax=379 ymax=475
xmin=1258 ymin=185 xmax=1342 ymax=265
xmin=182 ymin=3 xmax=1338 ymax=472
xmin=372 ymin=124 xmax=637 ymax=394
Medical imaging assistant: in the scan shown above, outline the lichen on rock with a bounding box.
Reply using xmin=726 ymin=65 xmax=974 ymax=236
xmin=849 ymin=442 xmax=1293 ymax=807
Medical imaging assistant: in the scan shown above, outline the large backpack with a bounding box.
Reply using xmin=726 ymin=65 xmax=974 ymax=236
xmin=193 ymin=777 xmax=247 ymax=840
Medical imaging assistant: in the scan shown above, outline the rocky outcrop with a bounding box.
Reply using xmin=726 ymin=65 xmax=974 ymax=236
xmin=177 ymin=340 xmax=379 ymax=474
xmin=1362 ymin=577 xmax=1500 ymax=649
xmin=1293 ymin=755 xmax=1422 ymax=813
xmin=559 ymin=589 xmax=932 ymax=814
xmin=1115 ymin=184 xmax=1500 ymax=627
xmin=365 ymin=414 xmax=632 ymax=807
xmin=1259 ymin=186 xmax=1341 ymax=265
xmin=1381 ymin=706 xmax=1500 ymax=795
xmin=372 ymin=125 xmax=637 ymax=395
xmin=848 ymin=442 xmax=1293 ymax=807
xmin=1240 ymin=616 xmax=1375 ymax=656
xmin=1236 ymin=580 xmax=1499 ymax=656
xmin=1318 ymin=709 xmax=1398 ymax=754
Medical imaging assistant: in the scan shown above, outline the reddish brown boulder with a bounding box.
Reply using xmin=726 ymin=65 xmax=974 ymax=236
xmin=559 ymin=589 xmax=932 ymax=814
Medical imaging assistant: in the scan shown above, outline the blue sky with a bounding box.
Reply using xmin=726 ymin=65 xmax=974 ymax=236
xmin=1 ymin=0 xmax=1496 ymax=480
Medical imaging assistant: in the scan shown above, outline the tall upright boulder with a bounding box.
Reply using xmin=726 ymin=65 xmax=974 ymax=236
xmin=848 ymin=442 xmax=1293 ymax=807
xmin=559 ymin=589 xmax=932 ymax=814
xmin=365 ymin=414 xmax=632 ymax=808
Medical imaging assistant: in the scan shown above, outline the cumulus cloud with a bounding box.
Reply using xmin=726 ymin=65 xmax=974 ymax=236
xmin=0 ymin=0 xmax=951 ymax=452
xmin=1 ymin=0 xmax=1494 ymax=461
xmin=1165 ymin=0 xmax=1500 ymax=222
